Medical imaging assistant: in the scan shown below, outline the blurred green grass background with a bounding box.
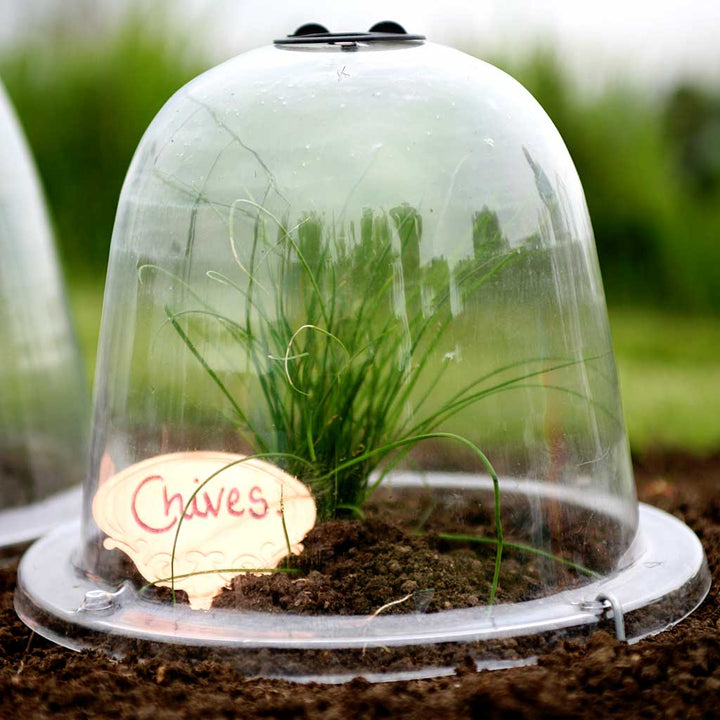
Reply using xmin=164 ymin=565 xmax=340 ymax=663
xmin=3 ymin=13 xmax=719 ymax=455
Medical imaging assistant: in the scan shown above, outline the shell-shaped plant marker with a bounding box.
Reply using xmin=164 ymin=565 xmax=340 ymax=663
xmin=92 ymin=452 xmax=316 ymax=609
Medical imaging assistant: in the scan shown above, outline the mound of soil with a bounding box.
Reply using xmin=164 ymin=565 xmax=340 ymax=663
xmin=1 ymin=452 xmax=718 ymax=719
xmin=211 ymin=508 xmax=597 ymax=616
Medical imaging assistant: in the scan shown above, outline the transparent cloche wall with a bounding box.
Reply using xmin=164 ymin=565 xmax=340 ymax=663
xmin=0 ymin=79 xmax=87 ymax=556
xmin=16 ymin=26 xmax=709 ymax=681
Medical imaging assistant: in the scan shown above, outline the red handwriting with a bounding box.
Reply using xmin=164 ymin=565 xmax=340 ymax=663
xmin=131 ymin=474 xmax=269 ymax=534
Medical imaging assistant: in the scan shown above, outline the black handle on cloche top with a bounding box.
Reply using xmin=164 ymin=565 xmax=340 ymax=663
xmin=274 ymin=21 xmax=425 ymax=46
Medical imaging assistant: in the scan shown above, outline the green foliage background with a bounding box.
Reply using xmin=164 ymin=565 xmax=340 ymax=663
xmin=1 ymin=14 xmax=718 ymax=452
xmin=0 ymin=14 xmax=205 ymax=272
xmin=504 ymin=53 xmax=720 ymax=312
xmin=3 ymin=20 xmax=720 ymax=312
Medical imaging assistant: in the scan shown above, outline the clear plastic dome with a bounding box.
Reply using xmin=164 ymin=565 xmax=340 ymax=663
xmin=16 ymin=30 xmax=708 ymax=681
xmin=0 ymin=79 xmax=86 ymax=556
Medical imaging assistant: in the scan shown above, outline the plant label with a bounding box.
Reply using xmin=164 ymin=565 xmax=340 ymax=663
xmin=92 ymin=451 xmax=317 ymax=609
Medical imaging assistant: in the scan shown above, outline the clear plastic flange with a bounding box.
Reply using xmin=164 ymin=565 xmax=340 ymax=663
xmin=14 ymin=476 xmax=710 ymax=683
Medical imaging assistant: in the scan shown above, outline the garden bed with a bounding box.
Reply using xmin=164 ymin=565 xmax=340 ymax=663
xmin=1 ymin=452 xmax=718 ymax=719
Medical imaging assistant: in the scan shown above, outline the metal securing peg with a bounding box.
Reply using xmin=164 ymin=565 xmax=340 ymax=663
xmin=595 ymin=592 xmax=626 ymax=642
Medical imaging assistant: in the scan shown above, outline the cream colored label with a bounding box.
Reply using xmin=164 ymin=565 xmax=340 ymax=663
xmin=92 ymin=451 xmax=316 ymax=610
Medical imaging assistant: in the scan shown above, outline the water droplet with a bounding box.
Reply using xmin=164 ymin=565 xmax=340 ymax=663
xmin=484 ymin=137 xmax=495 ymax=147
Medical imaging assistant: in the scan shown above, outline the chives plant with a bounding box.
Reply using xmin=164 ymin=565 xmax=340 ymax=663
xmin=152 ymin=200 xmax=601 ymax=604
xmin=159 ymin=202 xmax=527 ymax=520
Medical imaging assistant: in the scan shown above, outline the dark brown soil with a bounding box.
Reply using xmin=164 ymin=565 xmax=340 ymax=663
xmin=213 ymin=517 xmax=494 ymax=615
xmin=0 ymin=450 xmax=34 ymax=508
xmin=211 ymin=505 xmax=598 ymax=615
xmin=1 ymin=452 xmax=718 ymax=719
xmin=0 ymin=441 xmax=76 ymax=509
xmin=98 ymin=482 xmax=616 ymax=617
